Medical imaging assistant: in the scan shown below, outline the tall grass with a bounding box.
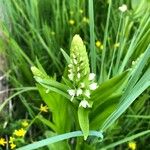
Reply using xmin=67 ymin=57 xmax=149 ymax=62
xmin=0 ymin=0 xmax=150 ymax=149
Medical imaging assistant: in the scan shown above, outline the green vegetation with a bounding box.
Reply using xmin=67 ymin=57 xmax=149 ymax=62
xmin=0 ymin=0 xmax=150 ymax=149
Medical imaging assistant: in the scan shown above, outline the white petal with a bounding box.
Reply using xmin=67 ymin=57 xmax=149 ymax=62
xmin=68 ymin=64 xmax=73 ymax=68
xmin=68 ymin=73 xmax=74 ymax=80
xmin=79 ymin=99 xmax=90 ymax=108
xmin=89 ymin=73 xmax=96 ymax=80
xmin=73 ymin=59 xmax=78 ymax=64
xmin=77 ymin=73 xmax=81 ymax=79
xmin=76 ymin=88 xmax=83 ymax=96
xmin=119 ymin=4 xmax=127 ymax=12
xmin=72 ymin=53 xmax=76 ymax=59
xmin=80 ymin=82 xmax=85 ymax=88
xmin=68 ymin=69 xmax=73 ymax=73
xmin=67 ymin=89 xmax=76 ymax=96
xmin=77 ymin=67 xmax=80 ymax=71
xmin=84 ymin=90 xmax=90 ymax=98
xmin=89 ymin=83 xmax=98 ymax=90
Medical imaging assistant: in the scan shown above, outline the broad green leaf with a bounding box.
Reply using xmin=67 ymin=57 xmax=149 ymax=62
xmin=90 ymin=94 xmax=121 ymax=129
xmin=37 ymin=84 xmax=72 ymax=133
xmin=78 ymin=107 xmax=89 ymax=140
xmin=89 ymin=71 xmax=129 ymax=130
xmin=37 ymin=84 xmax=60 ymax=112
xmin=91 ymin=71 xmax=129 ymax=110
xmin=34 ymin=76 xmax=70 ymax=99
xmin=101 ymin=67 xmax=150 ymax=131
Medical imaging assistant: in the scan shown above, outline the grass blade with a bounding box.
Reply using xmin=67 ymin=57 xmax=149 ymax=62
xmin=16 ymin=130 xmax=103 ymax=150
xmin=89 ymin=0 xmax=96 ymax=74
xmin=100 ymin=130 xmax=150 ymax=149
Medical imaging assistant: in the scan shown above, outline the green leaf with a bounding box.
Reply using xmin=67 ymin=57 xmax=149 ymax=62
xmin=37 ymin=115 xmax=56 ymax=132
xmin=35 ymin=57 xmax=48 ymax=75
xmin=89 ymin=0 xmax=96 ymax=74
xmin=91 ymin=71 xmax=129 ymax=107
xmin=89 ymin=71 xmax=129 ymax=129
xmin=37 ymin=84 xmax=59 ymax=112
xmin=90 ymin=94 xmax=121 ymax=129
xmin=45 ymin=131 xmax=70 ymax=150
xmin=37 ymin=84 xmax=72 ymax=133
xmin=131 ymin=0 xmax=143 ymax=10
xmin=60 ymin=48 xmax=70 ymax=64
xmin=101 ymin=130 xmax=150 ymax=149
xmin=101 ymin=65 xmax=150 ymax=131
xmin=78 ymin=107 xmax=89 ymax=140
xmin=16 ymin=130 xmax=103 ymax=150
xmin=131 ymin=0 xmax=150 ymax=15
xmin=34 ymin=76 xmax=70 ymax=100
xmin=132 ymin=94 xmax=149 ymax=113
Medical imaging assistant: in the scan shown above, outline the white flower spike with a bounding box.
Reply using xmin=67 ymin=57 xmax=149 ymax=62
xmin=79 ymin=99 xmax=90 ymax=108
xmin=119 ymin=4 xmax=127 ymax=12
xmin=89 ymin=73 xmax=96 ymax=80
xmin=89 ymin=83 xmax=98 ymax=90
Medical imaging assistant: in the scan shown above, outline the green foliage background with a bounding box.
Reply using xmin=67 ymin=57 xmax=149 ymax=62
xmin=0 ymin=0 xmax=150 ymax=149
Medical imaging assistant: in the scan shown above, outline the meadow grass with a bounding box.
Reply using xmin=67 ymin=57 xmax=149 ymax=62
xmin=0 ymin=0 xmax=150 ymax=149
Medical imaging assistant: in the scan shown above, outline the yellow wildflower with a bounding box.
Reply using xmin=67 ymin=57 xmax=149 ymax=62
xmin=9 ymin=136 xmax=15 ymax=144
xmin=10 ymin=143 xmax=16 ymax=149
xmin=13 ymin=128 xmax=26 ymax=137
xmin=69 ymin=19 xmax=75 ymax=25
xmin=128 ymin=141 xmax=136 ymax=150
xmin=21 ymin=120 xmax=29 ymax=127
xmin=0 ymin=138 xmax=7 ymax=146
xmin=95 ymin=40 xmax=102 ymax=48
xmin=114 ymin=43 xmax=120 ymax=48
xmin=82 ymin=17 xmax=89 ymax=23
xmin=40 ymin=104 xmax=48 ymax=113
xmin=79 ymin=9 xmax=84 ymax=14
